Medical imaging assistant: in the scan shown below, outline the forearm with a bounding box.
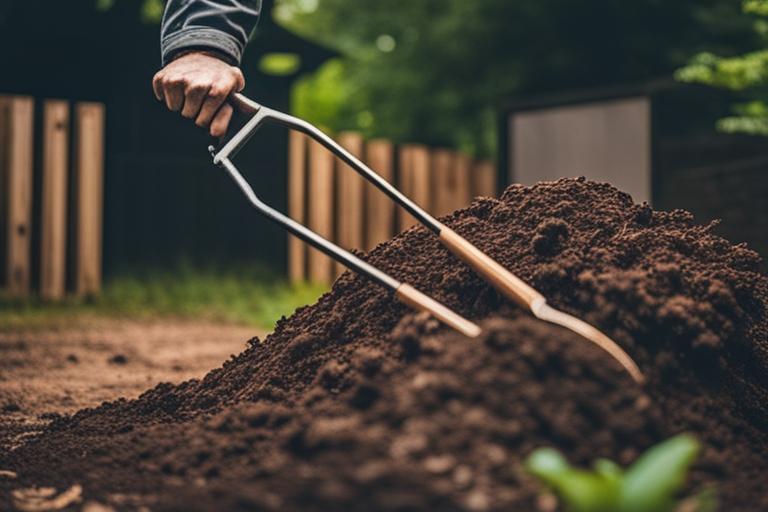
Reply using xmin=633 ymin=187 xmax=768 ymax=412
xmin=160 ymin=0 xmax=262 ymax=66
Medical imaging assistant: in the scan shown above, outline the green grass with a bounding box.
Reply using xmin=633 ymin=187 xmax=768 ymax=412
xmin=0 ymin=263 xmax=328 ymax=331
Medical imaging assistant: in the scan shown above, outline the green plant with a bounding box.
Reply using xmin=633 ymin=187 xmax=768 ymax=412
xmin=677 ymin=0 xmax=768 ymax=135
xmin=525 ymin=434 xmax=716 ymax=512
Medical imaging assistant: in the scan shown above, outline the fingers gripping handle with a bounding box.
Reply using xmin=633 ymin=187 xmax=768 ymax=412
xmin=212 ymin=94 xmax=266 ymax=163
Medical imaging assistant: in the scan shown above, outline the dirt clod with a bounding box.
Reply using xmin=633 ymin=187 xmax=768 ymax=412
xmin=2 ymin=178 xmax=767 ymax=511
xmin=2 ymin=403 xmax=21 ymax=414
xmin=108 ymin=354 xmax=127 ymax=365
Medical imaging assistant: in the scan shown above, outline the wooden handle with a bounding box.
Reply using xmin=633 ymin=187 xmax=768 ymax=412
xmin=439 ymin=226 xmax=543 ymax=309
xmin=395 ymin=283 xmax=482 ymax=338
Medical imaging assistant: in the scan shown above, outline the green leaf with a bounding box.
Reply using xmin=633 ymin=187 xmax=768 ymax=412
xmin=744 ymin=0 xmax=768 ymax=17
xmin=618 ymin=434 xmax=700 ymax=512
xmin=141 ymin=0 xmax=164 ymax=24
xmin=259 ymin=53 xmax=302 ymax=76
xmin=95 ymin=0 xmax=114 ymax=11
xmin=526 ymin=448 xmax=620 ymax=512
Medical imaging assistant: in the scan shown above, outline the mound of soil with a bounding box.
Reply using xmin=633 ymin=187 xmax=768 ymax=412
xmin=2 ymin=178 xmax=767 ymax=511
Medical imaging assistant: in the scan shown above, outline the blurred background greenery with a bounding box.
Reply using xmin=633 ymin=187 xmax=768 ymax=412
xmin=279 ymin=0 xmax=761 ymax=156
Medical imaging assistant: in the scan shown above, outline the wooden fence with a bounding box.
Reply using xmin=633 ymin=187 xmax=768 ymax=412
xmin=288 ymin=131 xmax=497 ymax=284
xmin=0 ymin=96 xmax=105 ymax=300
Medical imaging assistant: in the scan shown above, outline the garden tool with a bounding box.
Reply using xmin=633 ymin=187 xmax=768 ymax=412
xmin=211 ymin=94 xmax=644 ymax=384
xmin=208 ymin=98 xmax=480 ymax=339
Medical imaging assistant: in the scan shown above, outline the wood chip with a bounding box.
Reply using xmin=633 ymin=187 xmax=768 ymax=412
xmin=12 ymin=484 xmax=82 ymax=511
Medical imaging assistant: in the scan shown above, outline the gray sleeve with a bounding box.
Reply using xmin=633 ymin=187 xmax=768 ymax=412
xmin=161 ymin=0 xmax=262 ymax=66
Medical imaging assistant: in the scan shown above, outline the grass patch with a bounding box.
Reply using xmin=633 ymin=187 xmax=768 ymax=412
xmin=0 ymin=263 xmax=327 ymax=331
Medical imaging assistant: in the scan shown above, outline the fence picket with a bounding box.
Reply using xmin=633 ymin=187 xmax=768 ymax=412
xmin=453 ymin=153 xmax=472 ymax=211
xmin=473 ymin=160 xmax=497 ymax=198
xmin=307 ymin=138 xmax=335 ymax=283
xmin=5 ymin=97 xmax=34 ymax=297
xmin=335 ymin=132 xmax=365 ymax=278
xmin=288 ymin=131 xmax=307 ymax=283
xmin=431 ymin=149 xmax=453 ymax=217
xmin=0 ymin=98 xmax=8 ymax=288
xmin=41 ymin=100 xmax=70 ymax=300
xmin=364 ymin=139 xmax=394 ymax=251
xmin=398 ymin=144 xmax=430 ymax=231
xmin=74 ymin=102 xmax=105 ymax=297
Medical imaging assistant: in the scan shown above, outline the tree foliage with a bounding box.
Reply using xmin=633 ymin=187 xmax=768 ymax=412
xmin=276 ymin=0 xmax=753 ymax=156
xmin=677 ymin=0 xmax=768 ymax=135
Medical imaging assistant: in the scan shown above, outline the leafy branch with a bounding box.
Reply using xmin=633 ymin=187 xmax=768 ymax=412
xmin=676 ymin=0 xmax=768 ymax=135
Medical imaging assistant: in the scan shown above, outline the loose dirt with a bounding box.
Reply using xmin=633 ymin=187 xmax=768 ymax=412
xmin=2 ymin=178 xmax=767 ymax=511
xmin=0 ymin=321 xmax=255 ymax=455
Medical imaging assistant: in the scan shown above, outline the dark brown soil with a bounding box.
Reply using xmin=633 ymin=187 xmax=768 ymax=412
xmin=2 ymin=178 xmax=767 ymax=511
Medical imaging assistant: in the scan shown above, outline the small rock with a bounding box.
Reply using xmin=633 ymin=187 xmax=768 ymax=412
xmin=634 ymin=202 xmax=653 ymax=225
xmin=423 ymin=454 xmax=456 ymax=474
xmin=83 ymin=501 xmax=116 ymax=512
xmin=465 ymin=489 xmax=490 ymax=512
xmin=2 ymin=403 xmax=21 ymax=413
xmin=532 ymin=218 xmax=570 ymax=256
xmin=349 ymin=382 xmax=380 ymax=410
xmin=0 ymin=470 xmax=18 ymax=479
xmin=452 ymin=465 xmax=473 ymax=489
xmin=536 ymin=493 xmax=558 ymax=512
xmin=12 ymin=484 xmax=82 ymax=511
xmin=66 ymin=354 xmax=79 ymax=363
xmin=109 ymin=354 xmax=127 ymax=365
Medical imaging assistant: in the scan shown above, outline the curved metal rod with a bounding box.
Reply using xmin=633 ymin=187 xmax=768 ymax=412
xmin=212 ymin=94 xmax=643 ymax=382
xmin=211 ymin=152 xmax=481 ymax=338
xmin=215 ymin=95 xmax=443 ymax=234
xmin=216 ymin=156 xmax=400 ymax=291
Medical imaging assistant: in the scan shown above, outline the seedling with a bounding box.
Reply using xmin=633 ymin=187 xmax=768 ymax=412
xmin=525 ymin=434 xmax=717 ymax=512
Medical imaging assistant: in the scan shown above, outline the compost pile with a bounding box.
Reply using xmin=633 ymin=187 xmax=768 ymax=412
xmin=2 ymin=178 xmax=768 ymax=511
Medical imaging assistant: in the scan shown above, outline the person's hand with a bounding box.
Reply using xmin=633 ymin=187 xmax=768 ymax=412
xmin=152 ymin=51 xmax=245 ymax=138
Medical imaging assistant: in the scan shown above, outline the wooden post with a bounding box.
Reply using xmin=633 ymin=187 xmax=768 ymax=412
xmin=334 ymin=131 xmax=364 ymax=277
xmin=307 ymin=137 xmax=334 ymax=284
xmin=0 ymin=98 xmax=8 ymax=288
xmin=435 ymin=150 xmax=466 ymax=215
xmin=398 ymin=144 xmax=430 ymax=231
xmin=287 ymin=131 xmax=307 ymax=283
xmin=74 ymin=103 xmax=105 ymax=297
xmin=40 ymin=100 xmax=70 ymax=300
xmin=431 ymin=149 xmax=454 ymax=217
xmin=364 ymin=139 xmax=394 ymax=251
xmin=453 ymin=153 xmax=473 ymax=210
xmin=473 ymin=159 xmax=497 ymax=198
xmin=5 ymin=97 xmax=34 ymax=298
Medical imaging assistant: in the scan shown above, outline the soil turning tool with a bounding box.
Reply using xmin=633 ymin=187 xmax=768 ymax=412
xmin=211 ymin=94 xmax=643 ymax=384
xmin=208 ymin=98 xmax=480 ymax=339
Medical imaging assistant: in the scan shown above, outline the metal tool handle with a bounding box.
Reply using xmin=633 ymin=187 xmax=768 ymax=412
xmin=210 ymin=95 xmax=481 ymax=339
xmin=215 ymin=94 xmax=442 ymax=232
xmin=212 ymin=94 xmax=643 ymax=383
xmin=216 ymin=94 xmax=544 ymax=313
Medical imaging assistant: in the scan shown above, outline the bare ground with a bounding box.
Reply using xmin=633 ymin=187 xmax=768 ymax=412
xmin=0 ymin=319 xmax=262 ymax=455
